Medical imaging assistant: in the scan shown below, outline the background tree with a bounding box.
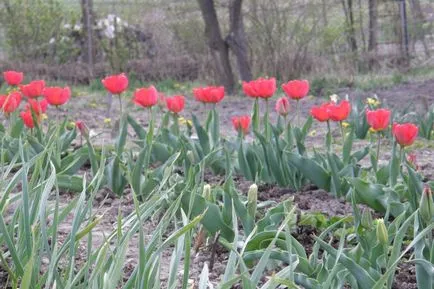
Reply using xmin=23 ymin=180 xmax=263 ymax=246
xmin=197 ymin=0 xmax=252 ymax=93
xmin=368 ymin=0 xmax=378 ymax=69
xmin=81 ymin=0 xmax=95 ymax=77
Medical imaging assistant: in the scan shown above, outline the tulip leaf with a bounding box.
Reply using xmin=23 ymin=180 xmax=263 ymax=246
xmin=350 ymin=178 xmax=386 ymax=212
xmin=181 ymin=190 xmax=234 ymax=242
xmin=286 ymin=152 xmax=330 ymax=190
xmin=192 ymin=114 xmax=210 ymax=155
xmin=127 ymin=114 xmax=147 ymax=140
xmin=314 ymin=237 xmax=376 ymax=289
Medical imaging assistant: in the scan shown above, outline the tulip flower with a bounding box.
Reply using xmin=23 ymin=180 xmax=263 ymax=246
xmin=102 ymin=73 xmax=129 ymax=114
xmin=242 ymin=78 xmax=276 ymax=99
xmin=20 ymin=109 xmax=35 ymax=128
xmin=133 ymin=86 xmax=159 ymax=108
xmin=101 ymin=73 xmax=129 ymax=95
xmin=3 ymin=70 xmax=24 ymax=86
xmin=282 ymin=79 xmax=309 ymax=126
xmin=193 ymin=86 xmax=225 ymax=104
xmin=26 ymin=98 xmax=48 ymax=115
xmin=275 ymin=97 xmax=290 ymax=117
xmin=243 ymin=78 xmax=275 ymax=136
xmin=310 ymin=103 xmax=332 ymax=122
xmin=311 ymin=102 xmax=334 ymax=152
xmin=232 ymin=115 xmax=251 ymax=136
xmin=282 ymin=80 xmax=309 ymax=100
xmin=328 ymin=100 xmax=351 ymax=122
xmin=366 ymin=109 xmax=391 ymax=131
xmin=20 ymin=80 xmax=45 ymax=98
xmin=366 ymin=108 xmax=391 ymax=169
xmin=43 ymin=86 xmax=71 ymax=106
xmin=420 ymin=186 xmax=434 ymax=224
xmin=0 ymin=92 xmax=21 ymax=114
xmin=166 ymin=95 xmax=185 ymax=114
xmin=392 ymin=123 xmax=418 ymax=147
xmin=376 ymin=218 xmax=388 ymax=245
xmin=407 ymin=153 xmax=419 ymax=171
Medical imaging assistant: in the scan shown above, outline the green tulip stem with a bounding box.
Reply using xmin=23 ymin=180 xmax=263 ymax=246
xmin=327 ymin=120 xmax=332 ymax=153
xmin=118 ymin=94 xmax=123 ymax=115
xmin=172 ymin=113 xmax=180 ymax=136
xmin=376 ymin=133 xmax=381 ymax=170
xmin=399 ymin=145 xmax=405 ymax=168
xmin=264 ymin=98 xmax=269 ymax=139
xmin=339 ymin=121 xmax=345 ymax=143
xmin=56 ymin=106 xmax=61 ymax=126
xmin=296 ymin=100 xmax=300 ymax=127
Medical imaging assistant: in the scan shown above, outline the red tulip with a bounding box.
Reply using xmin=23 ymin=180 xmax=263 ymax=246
xmin=366 ymin=109 xmax=391 ymax=131
xmin=407 ymin=153 xmax=420 ymax=170
xmin=242 ymin=78 xmax=276 ymax=99
xmin=282 ymin=80 xmax=309 ymax=100
xmin=102 ymin=73 xmax=128 ymax=95
xmin=75 ymin=121 xmax=89 ymax=137
xmin=20 ymin=109 xmax=35 ymax=128
xmin=232 ymin=115 xmax=251 ymax=135
xmin=3 ymin=71 xmax=24 ymax=86
xmin=275 ymin=97 xmax=290 ymax=116
xmin=43 ymin=86 xmax=71 ymax=106
xmin=27 ymin=98 xmax=48 ymax=115
xmin=328 ymin=100 xmax=351 ymax=122
xmin=0 ymin=92 xmax=21 ymax=113
xmin=133 ymin=86 xmax=158 ymax=108
xmin=20 ymin=80 xmax=45 ymax=98
xmin=392 ymin=123 xmax=418 ymax=147
xmin=311 ymin=103 xmax=332 ymax=122
xmin=166 ymin=95 xmax=185 ymax=113
xmin=193 ymin=86 xmax=225 ymax=104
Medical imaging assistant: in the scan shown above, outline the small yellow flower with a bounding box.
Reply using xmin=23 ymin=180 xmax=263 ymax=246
xmin=178 ymin=117 xmax=192 ymax=126
xmin=309 ymin=130 xmax=317 ymax=137
xmin=367 ymin=97 xmax=380 ymax=107
xmin=368 ymin=127 xmax=377 ymax=134
xmin=342 ymin=122 xmax=350 ymax=128
xmin=104 ymin=118 xmax=112 ymax=124
xmin=40 ymin=113 xmax=48 ymax=120
xmin=90 ymin=102 xmax=97 ymax=108
xmin=174 ymin=83 xmax=180 ymax=88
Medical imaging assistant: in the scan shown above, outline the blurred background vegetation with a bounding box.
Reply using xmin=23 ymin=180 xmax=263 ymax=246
xmin=0 ymin=0 xmax=433 ymax=93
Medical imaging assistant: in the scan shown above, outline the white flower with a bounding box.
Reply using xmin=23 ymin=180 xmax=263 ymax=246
xmin=73 ymin=24 xmax=82 ymax=31
xmin=330 ymin=94 xmax=339 ymax=103
xmin=49 ymin=38 xmax=56 ymax=44
xmin=63 ymin=24 xmax=71 ymax=29
xmin=104 ymin=26 xmax=115 ymax=39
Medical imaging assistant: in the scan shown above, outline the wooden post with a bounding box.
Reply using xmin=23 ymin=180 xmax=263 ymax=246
xmin=399 ymin=0 xmax=410 ymax=62
xmin=81 ymin=0 xmax=94 ymax=78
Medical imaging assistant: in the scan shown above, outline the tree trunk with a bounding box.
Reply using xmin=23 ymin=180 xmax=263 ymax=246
xmin=409 ymin=0 xmax=430 ymax=57
xmin=197 ymin=0 xmax=235 ymax=94
xmin=368 ymin=0 xmax=378 ymax=69
xmin=322 ymin=0 xmax=328 ymax=26
xmin=226 ymin=0 xmax=252 ymax=82
xmin=342 ymin=0 xmax=358 ymax=53
xmin=368 ymin=0 xmax=378 ymax=53
xmin=81 ymin=0 xmax=95 ymax=77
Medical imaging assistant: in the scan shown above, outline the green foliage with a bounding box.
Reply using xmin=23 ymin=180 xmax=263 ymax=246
xmin=0 ymin=0 xmax=78 ymax=62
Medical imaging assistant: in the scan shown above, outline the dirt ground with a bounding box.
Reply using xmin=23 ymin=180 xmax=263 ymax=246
xmin=3 ymin=79 xmax=434 ymax=288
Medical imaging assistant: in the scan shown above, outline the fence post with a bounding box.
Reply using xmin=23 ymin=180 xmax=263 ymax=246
xmin=399 ymin=0 xmax=410 ymax=63
xmin=82 ymin=0 xmax=94 ymax=78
